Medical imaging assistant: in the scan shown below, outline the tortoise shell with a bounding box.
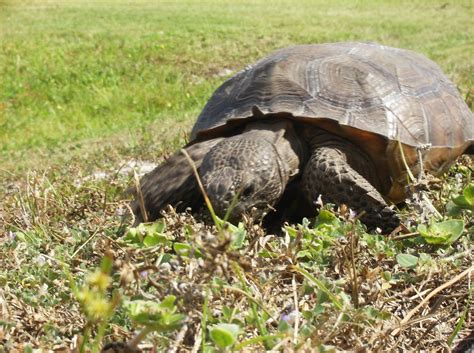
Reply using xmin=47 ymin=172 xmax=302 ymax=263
xmin=191 ymin=42 xmax=473 ymax=201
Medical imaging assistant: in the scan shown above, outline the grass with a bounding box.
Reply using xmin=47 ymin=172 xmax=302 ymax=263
xmin=1 ymin=0 xmax=473 ymax=169
xmin=0 ymin=0 xmax=473 ymax=351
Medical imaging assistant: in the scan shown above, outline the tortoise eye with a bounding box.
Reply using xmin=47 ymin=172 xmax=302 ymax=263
xmin=241 ymin=184 xmax=255 ymax=197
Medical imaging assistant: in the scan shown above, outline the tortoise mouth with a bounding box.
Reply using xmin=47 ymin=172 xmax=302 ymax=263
xmin=219 ymin=201 xmax=274 ymax=223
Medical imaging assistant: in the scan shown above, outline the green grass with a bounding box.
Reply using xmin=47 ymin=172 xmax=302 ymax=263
xmin=0 ymin=1 xmax=473 ymax=351
xmin=1 ymin=0 xmax=473 ymax=169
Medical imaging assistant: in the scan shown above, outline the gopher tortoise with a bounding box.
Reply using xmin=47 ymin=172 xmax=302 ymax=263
xmin=131 ymin=42 xmax=473 ymax=232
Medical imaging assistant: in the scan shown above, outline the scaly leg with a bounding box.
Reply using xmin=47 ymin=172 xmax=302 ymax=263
xmin=302 ymin=139 xmax=399 ymax=233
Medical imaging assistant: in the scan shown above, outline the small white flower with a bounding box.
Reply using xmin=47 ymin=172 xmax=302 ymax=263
xmin=35 ymin=254 xmax=47 ymax=266
xmin=281 ymin=310 xmax=299 ymax=325
xmin=39 ymin=283 xmax=49 ymax=296
xmin=115 ymin=207 xmax=125 ymax=217
xmin=349 ymin=209 xmax=357 ymax=220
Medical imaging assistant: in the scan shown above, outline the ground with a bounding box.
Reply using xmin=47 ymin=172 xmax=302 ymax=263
xmin=0 ymin=0 xmax=473 ymax=352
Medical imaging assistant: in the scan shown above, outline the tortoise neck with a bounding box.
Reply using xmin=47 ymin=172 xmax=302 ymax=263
xmin=242 ymin=120 xmax=307 ymax=182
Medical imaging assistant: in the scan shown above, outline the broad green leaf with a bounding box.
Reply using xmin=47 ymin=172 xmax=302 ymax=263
xmin=452 ymin=185 xmax=474 ymax=211
xmin=137 ymin=220 xmax=166 ymax=234
xmin=396 ymin=253 xmax=418 ymax=269
xmin=230 ymin=223 xmax=247 ymax=249
xmin=123 ymin=227 xmax=140 ymax=244
xmin=418 ymin=220 xmax=465 ymax=245
xmin=463 ymin=184 xmax=474 ymax=204
xmin=173 ymin=242 xmax=203 ymax=258
xmin=143 ymin=233 xmax=169 ymax=247
xmin=382 ymin=271 xmax=392 ymax=281
xmin=452 ymin=196 xmax=473 ymax=210
xmin=296 ymin=249 xmax=313 ymax=259
xmin=285 ymin=225 xmax=298 ymax=239
xmin=124 ymin=221 xmax=169 ymax=247
xmin=125 ymin=296 xmax=185 ymax=331
xmin=315 ymin=209 xmax=338 ymax=225
xmin=446 ymin=201 xmax=462 ymax=217
xmin=258 ymin=249 xmax=278 ymax=258
xmin=159 ymin=295 xmax=178 ymax=310
xmin=209 ymin=323 xmax=240 ymax=349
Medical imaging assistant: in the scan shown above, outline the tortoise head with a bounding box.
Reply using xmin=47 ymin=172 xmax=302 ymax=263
xmin=200 ymin=134 xmax=288 ymax=221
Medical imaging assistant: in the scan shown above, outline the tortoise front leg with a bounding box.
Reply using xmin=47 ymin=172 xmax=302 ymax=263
xmin=130 ymin=138 xmax=224 ymax=224
xmin=301 ymin=143 xmax=400 ymax=233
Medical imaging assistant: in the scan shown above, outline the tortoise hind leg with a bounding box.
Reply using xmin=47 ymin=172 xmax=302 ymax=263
xmin=301 ymin=143 xmax=399 ymax=233
xmin=130 ymin=138 xmax=224 ymax=224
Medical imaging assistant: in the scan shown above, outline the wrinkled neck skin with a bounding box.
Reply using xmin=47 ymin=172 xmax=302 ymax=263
xmin=241 ymin=120 xmax=305 ymax=180
xmin=200 ymin=120 xmax=305 ymax=221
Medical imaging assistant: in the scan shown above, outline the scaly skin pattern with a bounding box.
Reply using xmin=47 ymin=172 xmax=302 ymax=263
xmin=130 ymin=138 xmax=223 ymax=224
xmin=199 ymin=120 xmax=304 ymax=221
xmin=201 ymin=125 xmax=399 ymax=231
xmin=132 ymin=122 xmax=400 ymax=232
xmin=200 ymin=135 xmax=287 ymax=220
xmin=302 ymin=129 xmax=399 ymax=232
